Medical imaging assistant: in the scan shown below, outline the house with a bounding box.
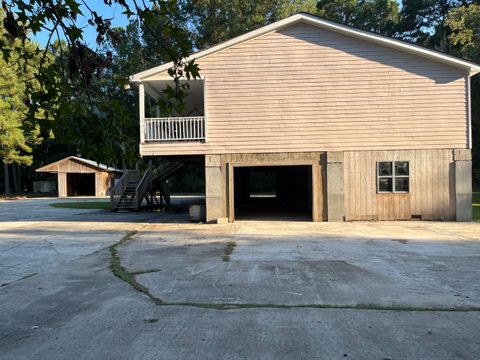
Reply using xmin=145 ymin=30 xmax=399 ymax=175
xmin=36 ymin=156 xmax=121 ymax=197
xmin=128 ymin=13 xmax=480 ymax=222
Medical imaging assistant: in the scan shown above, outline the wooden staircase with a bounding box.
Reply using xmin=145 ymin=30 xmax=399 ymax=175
xmin=110 ymin=160 xmax=184 ymax=212
xmin=151 ymin=160 xmax=184 ymax=191
xmin=114 ymin=181 xmax=139 ymax=211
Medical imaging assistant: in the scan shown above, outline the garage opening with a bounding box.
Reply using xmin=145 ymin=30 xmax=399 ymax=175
xmin=234 ymin=166 xmax=312 ymax=221
xmin=67 ymin=173 xmax=95 ymax=196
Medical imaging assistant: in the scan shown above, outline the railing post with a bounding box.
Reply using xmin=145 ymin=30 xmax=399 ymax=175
xmin=143 ymin=116 xmax=206 ymax=142
xmin=139 ymin=83 xmax=145 ymax=143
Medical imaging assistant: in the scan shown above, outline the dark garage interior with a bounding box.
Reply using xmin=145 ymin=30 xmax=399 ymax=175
xmin=67 ymin=173 xmax=96 ymax=196
xmin=234 ymin=165 xmax=312 ymax=220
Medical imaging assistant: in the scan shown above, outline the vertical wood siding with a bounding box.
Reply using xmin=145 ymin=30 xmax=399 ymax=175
xmin=344 ymin=149 xmax=455 ymax=221
xmin=142 ymin=22 xmax=468 ymax=156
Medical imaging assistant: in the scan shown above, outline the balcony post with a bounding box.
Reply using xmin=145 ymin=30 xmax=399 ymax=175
xmin=139 ymin=82 xmax=145 ymax=143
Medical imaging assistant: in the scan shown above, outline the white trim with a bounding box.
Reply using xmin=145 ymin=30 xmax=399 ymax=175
xmin=139 ymin=83 xmax=145 ymax=144
xmin=130 ymin=13 xmax=480 ymax=83
xmin=467 ymin=75 xmax=472 ymax=149
xmin=203 ymin=76 xmax=208 ymax=142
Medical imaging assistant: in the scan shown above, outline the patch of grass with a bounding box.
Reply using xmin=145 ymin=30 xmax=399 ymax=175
xmin=131 ymin=269 xmax=162 ymax=275
xmin=49 ymin=201 xmax=110 ymax=210
xmin=473 ymin=192 xmax=480 ymax=221
xmin=109 ymin=230 xmax=164 ymax=305
xmin=222 ymin=241 xmax=237 ymax=262
xmin=159 ymin=302 xmax=480 ymax=312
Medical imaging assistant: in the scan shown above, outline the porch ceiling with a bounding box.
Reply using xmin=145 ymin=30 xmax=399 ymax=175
xmin=143 ymin=79 xmax=204 ymax=100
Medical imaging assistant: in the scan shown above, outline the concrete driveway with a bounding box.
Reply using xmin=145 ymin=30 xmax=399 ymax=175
xmin=2 ymin=198 xmax=480 ymax=359
xmin=119 ymin=221 xmax=480 ymax=309
xmin=0 ymin=197 xmax=156 ymax=286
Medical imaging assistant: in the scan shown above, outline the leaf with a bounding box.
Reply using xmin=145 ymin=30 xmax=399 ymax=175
xmin=2 ymin=48 xmax=11 ymax=63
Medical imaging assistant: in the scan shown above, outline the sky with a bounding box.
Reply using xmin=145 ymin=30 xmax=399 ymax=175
xmin=33 ymin=1 xmax=133 ymax=47
xmin=32 ymin=0 xmax=403 ymax=47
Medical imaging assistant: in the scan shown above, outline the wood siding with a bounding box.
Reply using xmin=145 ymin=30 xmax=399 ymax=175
xmin=344 ymin=149 xmax=455 ymax=221
xmin=141 ymin=22 xmax=468 ymax=156
xmin=41 ymin=158 xmax=115 ymax=197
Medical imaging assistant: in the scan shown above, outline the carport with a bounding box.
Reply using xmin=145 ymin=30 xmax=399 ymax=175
xmin=36 ymin=156 xmax=121 ymax=197
xmin=232 ymin=165 xmax=314 ymax=221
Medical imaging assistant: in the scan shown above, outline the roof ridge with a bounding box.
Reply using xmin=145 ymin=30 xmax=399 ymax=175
xmin=130 ymin=12 xmax=480 ymax=82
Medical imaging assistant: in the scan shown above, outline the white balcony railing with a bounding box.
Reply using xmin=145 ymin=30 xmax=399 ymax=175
xmin=144 ymin=116 xmax=206 ymax=142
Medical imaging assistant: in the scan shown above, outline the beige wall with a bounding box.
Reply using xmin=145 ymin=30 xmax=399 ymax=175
xmin=344 ymin=149 xmax=455 ymax=221
xmin=142 ymin=22 xmax=468 ymax=156
xmin=204 ymin=149 xmax=461 ymax=222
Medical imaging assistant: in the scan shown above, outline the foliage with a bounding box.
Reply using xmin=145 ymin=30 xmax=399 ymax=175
xmin=446 ymin=4 xmax=480 ymax=173
xmin=167 ymin=163 xmax=205 ymax=193
xmin=183 ymin=0 xmax=317 ymax=48
xmin=398 ymin=0 xmax=473 ymax=51
xmin=1 ymin=0 xmax=199 ymax=165
xmin=316 ymin=0 xmax=400 ymax=35
xmin=446 ymin=3 xmax=480 ymax=60
xmin=0 ymin=10 xmax=45 ymax=166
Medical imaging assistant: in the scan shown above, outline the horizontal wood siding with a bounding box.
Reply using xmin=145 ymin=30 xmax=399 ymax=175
xmin=142 ymin=22 xmax=468 ymax=156
xmin=39 ymin=159 xmax=106 ymax=173
xmin=344 ymin=149 xmax=455 ymax=221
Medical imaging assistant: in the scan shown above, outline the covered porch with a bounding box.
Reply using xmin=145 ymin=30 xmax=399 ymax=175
xmin=138 ymin=79 xmax=206 ymax=143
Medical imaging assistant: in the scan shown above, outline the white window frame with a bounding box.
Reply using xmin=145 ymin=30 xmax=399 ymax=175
xmin=376 ymin=161 xmax=409 ymax=193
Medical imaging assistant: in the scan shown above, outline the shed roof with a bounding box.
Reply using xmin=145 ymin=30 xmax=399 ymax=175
xmin=130 ymin=12 xmax=480 ymax=83
xmin=36 ymin=156 xmax=121 ymax=173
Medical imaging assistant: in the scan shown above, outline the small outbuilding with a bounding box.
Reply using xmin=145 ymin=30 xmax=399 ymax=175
xmin=36 ymin=156 xmax=121 ymax=197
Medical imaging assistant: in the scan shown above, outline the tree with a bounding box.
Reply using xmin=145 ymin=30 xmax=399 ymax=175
xmin=316 ymin=0 xmax=357 ymax=24
xmin=446 ymin=3 xmax=480 ymax=184
xmin=316 ymin=0 xmax=400 ymax=35
xmin=399 ymin=0 xmax=472 ymax=51
xmin=446 ymin=3 xmax=480 ymax=60
xmin=1 ymin=0 xmax=199 ymax=166
xmin=183 ymin=0 xmax=317 ymax=49
xmin=0 ymin=10 xmax=45 ymax=194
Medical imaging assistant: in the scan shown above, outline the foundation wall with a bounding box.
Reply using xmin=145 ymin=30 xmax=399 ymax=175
xmin=205 ymin=149 xmax=471 ymax=223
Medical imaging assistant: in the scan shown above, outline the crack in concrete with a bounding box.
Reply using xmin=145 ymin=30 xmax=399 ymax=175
xmin=1 ymin=272 xmax=38 ymax=288
xmin=109 ymin=229 xmax=480 ymax=313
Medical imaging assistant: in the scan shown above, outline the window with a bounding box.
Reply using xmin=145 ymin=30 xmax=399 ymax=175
xmin=377 ymin=161 xmax=409 ymax=193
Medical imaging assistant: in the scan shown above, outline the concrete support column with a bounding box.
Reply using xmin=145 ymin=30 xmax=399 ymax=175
xmin=205 ymin=155 xmax=227 ymax=223
xmin=326 ymin=152 xmax=345 ymax=222
xmin=454 ymin=149 xmax=472 ymax=221
xmin=312 ymin=161 xmax=323 ymax=222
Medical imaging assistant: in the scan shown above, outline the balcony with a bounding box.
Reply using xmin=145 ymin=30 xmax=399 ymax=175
xmin=139 ymin=79 xmax=206 ymax=143
xmin=144 ymin=116 xmax=205 ymax=142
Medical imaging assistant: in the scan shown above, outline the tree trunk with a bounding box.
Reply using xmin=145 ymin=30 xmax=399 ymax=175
xmin=3 ymin=162 xmax=10 ymax=196
xmin=12 ymin=163 xmax=19 ymax=193
xmin=17 ymin=165 xmax=22 ymax=192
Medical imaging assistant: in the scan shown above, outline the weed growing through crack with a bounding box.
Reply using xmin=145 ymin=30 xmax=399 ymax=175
xmin=109 ymin=231 xmax=480 ymax=312
xmin=109 ymin=230 xmax=164 ymax=305
xmin=222 ymin=241 xmax=237 ymax=262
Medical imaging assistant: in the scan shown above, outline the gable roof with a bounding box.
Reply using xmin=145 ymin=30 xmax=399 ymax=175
xmin=130 ymin=12 xmax=480 ymax=83
xmin=36 ymin=156 xmax=121 ymax=173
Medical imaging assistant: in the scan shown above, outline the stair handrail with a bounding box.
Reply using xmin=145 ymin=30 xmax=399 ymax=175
xmin=134 ymin=165 xmax=152 ymax=211
xmin=110 ymin=170 xmax=140 ymax=211
xmin=152 ymin=160 xmax=184 ymax=186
